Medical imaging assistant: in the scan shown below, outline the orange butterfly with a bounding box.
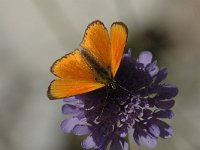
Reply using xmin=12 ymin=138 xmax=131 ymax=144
xmin=48 ymin=20 xmax=128 ymax=100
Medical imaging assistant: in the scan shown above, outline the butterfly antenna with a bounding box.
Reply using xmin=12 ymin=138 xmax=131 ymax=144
xmin=97 ymin=86 xmax=110 ymax=121
xmin=114 ymin=82 xmax=133 ymax=95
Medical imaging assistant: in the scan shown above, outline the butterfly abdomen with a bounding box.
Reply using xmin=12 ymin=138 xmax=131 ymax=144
xmin=80 ymin=48 xmax=113 ymax=85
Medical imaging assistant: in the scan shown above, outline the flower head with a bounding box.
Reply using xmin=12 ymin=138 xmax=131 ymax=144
xmin=61 ymin=49 xmax=178 ymax=150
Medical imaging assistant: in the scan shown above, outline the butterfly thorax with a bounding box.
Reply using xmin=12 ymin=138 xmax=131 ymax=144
xmin=80 ymin=48 xmax=113 ymax=85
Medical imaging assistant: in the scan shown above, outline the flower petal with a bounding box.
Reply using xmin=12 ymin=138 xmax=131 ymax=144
xmin=143 ymin=109 xmax=153 ymax=119
xmin=146 ymin=61 xmax=159 ymax=77
xmin=155 ymin=99 xmax=175 ymax=109
xmin=161 ymin=127 xmax=173 ymax=139
xmin=154 ymin=119 xmax=173 ymax=138
xmin=138 ymin=51 xmax=152 ymax=66
xmin=63 ymin=96 xmax=77 ymax=102
xmin=72 ymin=125 xmax=91 ymax=135
xmin=110 ymin=140 xmax=123 ymax=150
xmin=157 ymin=84 xmax=178 ymax=99
xmin=134 ymin=128 xmax=157 ymax=148
xmin=122 ymin=140 xmax=129 ymax=150
xmin=60 ymin=117 xmax=79 ymax=133
xmin=147 ymin=123 xmax=160 ymax=138
xmin=153 ymin=110 xmax=174 ymax=119
xmin=154 ymin=67 xmax=168 ymax=84
xmin=133 ymin=131 xmax=140 ymax=145
xmin=62 ymin=104 xmax=81 ymax=114
xmin=139 ymin=134 xmax=157 ymax=148
xmin=116 ymin=124 xmax=129 ymax=137
xmin=82 ymin=136 xmax=96 ymax=149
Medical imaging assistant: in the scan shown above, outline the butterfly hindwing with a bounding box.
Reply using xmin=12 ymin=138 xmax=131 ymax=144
xmin=81 ymin=20 xmax=128 ymax=77
xmin=110 ymin=22 xmax=128 ymax=76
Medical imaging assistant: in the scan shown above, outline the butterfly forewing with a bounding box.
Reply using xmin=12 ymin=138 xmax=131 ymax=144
xmin=48 ymin=49 xmax=104 ymax=99
xmin=80 ymin=20 xmax=112 ymax=70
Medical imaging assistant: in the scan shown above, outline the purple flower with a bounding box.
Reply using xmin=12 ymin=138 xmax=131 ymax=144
xmin=61 ymin=49 xmax=178 ymax=150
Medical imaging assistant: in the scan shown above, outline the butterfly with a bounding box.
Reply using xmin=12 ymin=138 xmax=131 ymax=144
xmin=48 ymin=20 xmax=128 ymax=100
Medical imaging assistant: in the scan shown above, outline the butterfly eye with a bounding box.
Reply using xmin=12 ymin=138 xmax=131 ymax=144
xmin=109 ymin=82 xmax=116 ymax=90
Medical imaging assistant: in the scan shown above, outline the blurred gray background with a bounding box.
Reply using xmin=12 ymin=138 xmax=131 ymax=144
xmin=0 ymin=0 xmax=200 ymax=150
